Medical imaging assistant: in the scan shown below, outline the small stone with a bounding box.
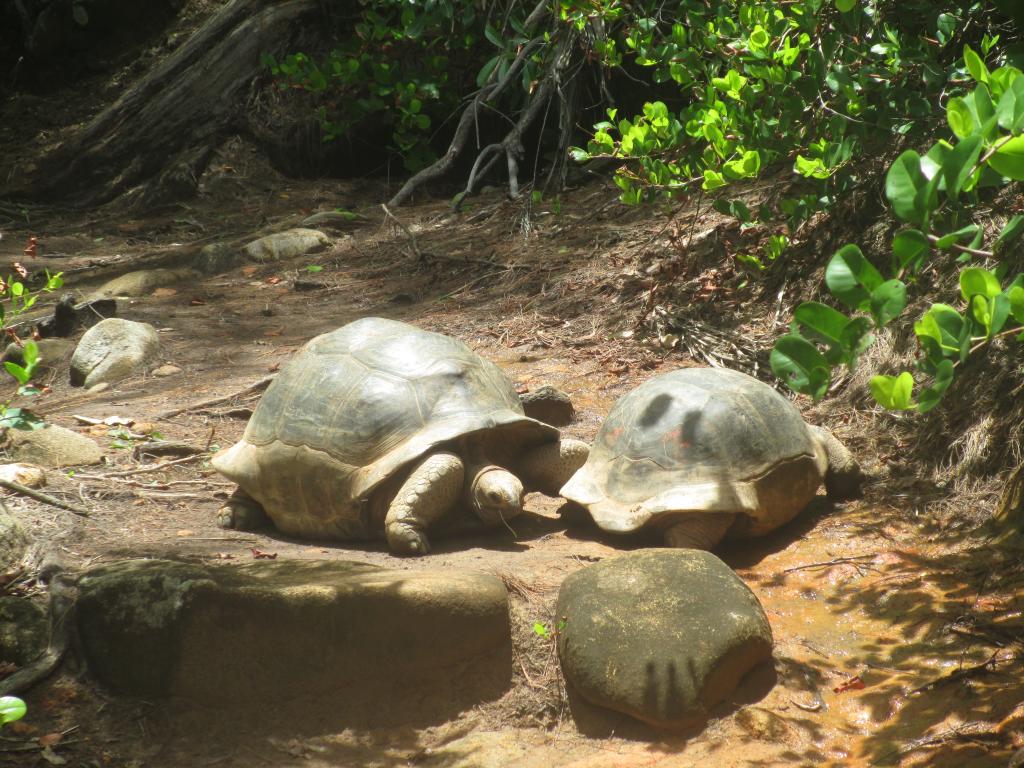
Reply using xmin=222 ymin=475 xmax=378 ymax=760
xmin=70 ymin=318 xmax=162 ymax=388
xmin=152 ymin=364 xmax=182 ymax=377
xmin=88 ymin=382 xmax=110 ymax=393
xmin=243 ymin=229 xmax=330 ymax=262
xmin=5 ymin=425 xmax=103 ymax=468
xmin=520 ymin=385 xmax=575 ymax=426
xmin=0 ymin=463 xmax=46 ymax=488
xmin=556 ymin=549 xmax=773 ymax=730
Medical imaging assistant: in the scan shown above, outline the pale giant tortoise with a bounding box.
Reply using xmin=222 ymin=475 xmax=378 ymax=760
xmin=560 ymin=367 xmax=860 ymax=549
xmin=213 ymin=317 xmax=589 ymax=555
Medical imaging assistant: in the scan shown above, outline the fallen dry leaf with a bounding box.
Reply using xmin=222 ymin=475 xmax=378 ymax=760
xmin=38 ymin=732 xmax=63 ymax=748
xmin=152 ymin=287 xmax=177 ymax=298
xmin=177 ymin=530 xmax=194 ymax=537
xmin=241 ymin=265 xmax=259 ymax=276
xmin=251 ymin=548 xmax=278 ymax=560
xmin=833 ymin=675 xmax=866 ymax=694
xmin=189 ymin=298 xmax=206 ymax=306
xmin=266 ymin=276 xmax=283 ymax=285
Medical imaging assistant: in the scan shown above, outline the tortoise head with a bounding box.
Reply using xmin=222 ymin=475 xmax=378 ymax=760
xmin=471 ymin=467 xmax=524 ymax=526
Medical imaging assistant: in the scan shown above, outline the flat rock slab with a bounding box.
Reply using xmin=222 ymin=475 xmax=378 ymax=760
xmin=4 ymin=425 xmax=103 ymax=468
xmin=76 ymin=559 xmax=510 ymax=704
xmin=556 ymin=549 xmax=773 ymax=730
xmin=243 ymin=228 xmax=329 ymax=262
xmin=70 ymin=318 xmax=161 ymax=388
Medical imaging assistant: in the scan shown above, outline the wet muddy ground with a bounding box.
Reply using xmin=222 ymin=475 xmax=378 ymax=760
xmin=0 ymin=158 xmax=1021 ymax=766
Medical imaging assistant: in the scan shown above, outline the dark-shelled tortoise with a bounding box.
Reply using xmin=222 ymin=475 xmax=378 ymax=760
xmin=560 ymin=367 xmax=860 ymax=549
xmin=213 ymin=317 xmax=589 ymax=555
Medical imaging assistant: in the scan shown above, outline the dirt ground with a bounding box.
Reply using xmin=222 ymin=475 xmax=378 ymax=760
xmin=0 ymin=125 xmax=1022 ymax=767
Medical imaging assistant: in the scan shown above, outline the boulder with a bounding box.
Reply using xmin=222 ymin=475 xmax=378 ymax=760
xmin=89 ymin=268 xmax=198 ymax=299
xmin=243 ymin=228 xmax=330 ymax=262
xmin=70 ymin=318 xmax=161 ymax=388
xmin=4 ymin=425 xmax=103 ymax=467
xmin=1 ymin=338 xmax=75 ymax=377
xmin=519 ymin=385 xmax=575 ymax=426
xmin=556 ymin=549 xmax=773 ymax=729
xmin=76 ymin=559 xmax=511 ymax=705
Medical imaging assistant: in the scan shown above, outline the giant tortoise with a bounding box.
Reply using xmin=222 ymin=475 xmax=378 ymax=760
xmin=213 ymin=317 xmax=589 ymax=555
xmin=560 ymin=367 xmax=860 ymax=549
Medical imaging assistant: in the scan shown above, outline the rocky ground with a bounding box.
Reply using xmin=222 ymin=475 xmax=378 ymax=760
xmin=0 ymin=140 xmax=1020 ymax=767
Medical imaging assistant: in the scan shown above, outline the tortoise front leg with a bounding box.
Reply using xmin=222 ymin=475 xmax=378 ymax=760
xmin=385 ymin=451 xmax=465 ymax=556
xmin=663 ymin=513 xmax=736 ymax=550
xmin=516 ymin=438 xmax=590 ymax=497
xmin=217 ymin=487 xmax=271 ymax=531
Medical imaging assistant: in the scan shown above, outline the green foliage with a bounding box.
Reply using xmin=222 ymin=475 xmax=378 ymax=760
xmin=0 ymin=696 xmax=26 ymax=726
xmin=0 ymin=269 xmax=64 ymax=430
xmin=773 ymin=54 xmax=1024 ymax=412
xmin=568 ymin=0 xmax=983 ymax=216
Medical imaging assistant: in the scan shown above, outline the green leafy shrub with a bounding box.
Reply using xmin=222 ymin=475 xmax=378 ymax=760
xmin=772 ymin=47 xmax=1024 ymax=412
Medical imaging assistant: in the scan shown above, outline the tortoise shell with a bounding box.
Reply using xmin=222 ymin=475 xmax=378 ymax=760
xmin=212 ymin=317 xmax=556 ymax=539
xmin=560 ymin=367 xmax=827 ymax=537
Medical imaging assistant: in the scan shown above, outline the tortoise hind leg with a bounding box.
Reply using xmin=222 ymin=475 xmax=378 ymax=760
xmin=217 ymin=487 xmax=271 ymax=531
xmin=663 ymin=513 xmax=736 ymax=550
xmin=385 ymin=451 xmax=464 ymax=556
xmin=517 ymin=439 xmax=590 ymax=497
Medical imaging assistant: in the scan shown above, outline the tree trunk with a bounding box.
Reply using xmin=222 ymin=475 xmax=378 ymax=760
xmin=19 ymin=0 xmax=322 ymax=208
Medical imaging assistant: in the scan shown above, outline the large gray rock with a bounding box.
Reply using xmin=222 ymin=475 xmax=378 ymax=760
xmin=76 ymin=559 xmax=511 ymax=704
xmin=556 ymin=549 xmax=773 ymax=729
xmin=243 ymin=228 xmax=329 ymax=262
xmin=70 ymin=318 xmax=161 ymax=388
xmin=89 ymin=268 xmax=197 ymax=299
xmin=4 ymin=425 xmax=103 ymax=467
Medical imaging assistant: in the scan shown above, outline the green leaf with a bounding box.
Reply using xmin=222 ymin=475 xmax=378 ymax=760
xmin=532 ymin=622 xmax=548 ymax=638
xmin=960 ymin=267 xmax=1002 ymax=299
xmin=915 ymin=304 xmax=965 ymax=359
xmin=870 ymin=372 xmax=915 ymax=410
xmin=870 ymin=279 xmax=907 ymax=327
xmin=794 ymin=154 xmax=832 ymax=179
xmin=840 ymin=317 xmax=875 ymax=367
xmin=794 ymin=302 xmax=851 ymax=349
xmin=892 ymin=229 xmax=930 ymax=274
xmin=0 ymin=696 xmax=26 ymax=725
xmin=1008 ymin=285 xmax=1024 ymax=322
xmin=997 ymin=76 xmax=1024 ymax=132
xmin=701 ymin=169 xmax=727 ymax=191
xmin=942 ymin=134 xmax=983 ymax=201
xmin=964 ymin=44 xmax=990 ymax=84
xmin=988 ymin=135 xmax=1024 ymax=180
xmin=304 ymin=265 xmax=324 ymax=273
xmin=885 ymin=151 xmax=935 ymax=225
xmin=834 ymin=0 xmax=856 ymax=12
xmin=947 ymin=97 xmax=975 ymax=139
xmin=21 ymin=341 xmax=38 ymax=368
xmin=3 ymin=362 xmax=29 ymax=386
xmin=917 ymin=360 xmax=954 ymax=413
xmin=770 ymin=334 xmax=831 ymax=401
xmin=996 ymin=215 xmax=1024 ymax=253
xmin=934 ymin=224 xmax=981 ymax=249
xmin=825 ymin=244 xmax=884 ymax=311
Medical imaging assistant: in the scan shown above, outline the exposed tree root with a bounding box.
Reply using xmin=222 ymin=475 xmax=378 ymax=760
xmin=18 ymin=0 xmax=324 ymax=209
